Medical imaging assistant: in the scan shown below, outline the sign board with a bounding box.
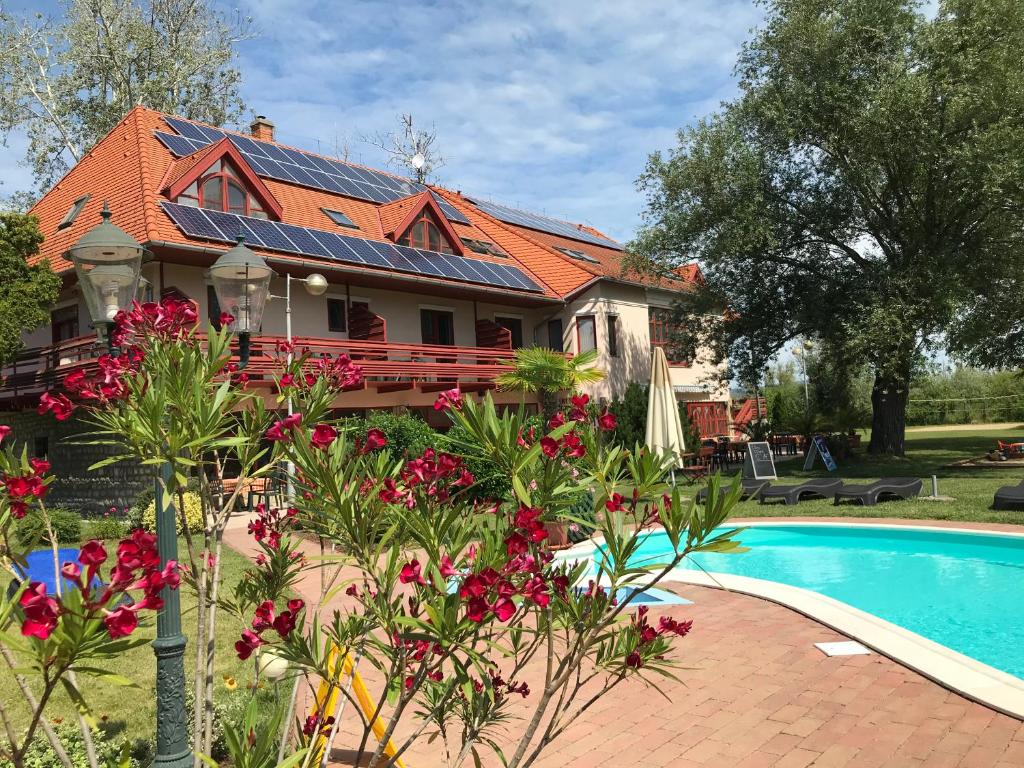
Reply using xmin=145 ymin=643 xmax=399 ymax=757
xmin=742 ymin=441 xmax=777 ymax=480
xmin=803 ymin=435 xmax=838 ymax=472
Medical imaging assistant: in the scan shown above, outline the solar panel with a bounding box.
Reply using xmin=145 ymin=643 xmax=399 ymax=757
xmin=471 ymin=199 xmax=622 ymax=250
xmin=159 ymin=203 xmax=542 ymax=293
xmin=433 ymin=195 xmax=471 ymax=225
xmin=157 ymin=119 xmax=472 ymax=224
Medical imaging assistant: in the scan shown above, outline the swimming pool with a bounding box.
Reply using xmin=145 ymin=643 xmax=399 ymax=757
xmin=620 ymin=524 xmax=1024 ymax=680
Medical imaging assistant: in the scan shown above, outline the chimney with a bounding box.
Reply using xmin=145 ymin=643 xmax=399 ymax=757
xmin=250 ymin=115 xmax=275 ymax=142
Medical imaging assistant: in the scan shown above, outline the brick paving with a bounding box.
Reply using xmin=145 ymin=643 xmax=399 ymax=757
xmin=223 ymin=519 xmax=1024 ymax=767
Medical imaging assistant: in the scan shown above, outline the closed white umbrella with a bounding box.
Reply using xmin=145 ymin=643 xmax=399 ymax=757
xmin=646 ymin=345 xmax=687 ymax=470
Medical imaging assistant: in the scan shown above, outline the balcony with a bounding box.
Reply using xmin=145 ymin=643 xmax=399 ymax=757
xmin=0 ymin=333 xmax=526 ymax=406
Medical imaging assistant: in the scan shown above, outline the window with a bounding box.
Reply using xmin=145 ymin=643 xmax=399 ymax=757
xmin=207 ymin=285 xmax=222 ymax=330
xmin=576 ymin=315 xmax=596 ymax=353
xmin=51 ymin=306 xmax=79 ymax=343
xmin=322 ymin=208 xmax=359 ymax=229
xmin=399 ymin=211 xmax=453 ymax=254
xmin=607 ymin=314 xmax=619 ymax=358
xmin=421 ymin=308 xmax=455 ymax=346
xmin=495 ymin=316 xmax=524 ymax=349
xmin=460 ymin=238 xmax=508 ymax=258
xmin=547 ymin=319 xmax=564 ymax=352
xmin=176 ymin=159 xmax=267 ymax=218
xmin=327 ymin=298 xmax=347 ymax=332
xmin=553 ymin=245 xmax=599 ymax=264
xmin=649 ymin=307 xmax=673 ymax=347
xmin=57 ymin=195 xmax=90 ymax=230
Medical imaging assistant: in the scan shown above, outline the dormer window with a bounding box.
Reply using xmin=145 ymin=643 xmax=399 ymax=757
xmin=175 ymin=159 xmax=268 ymax=219
xmin=398 ymin=210 xmax=454 ymax=254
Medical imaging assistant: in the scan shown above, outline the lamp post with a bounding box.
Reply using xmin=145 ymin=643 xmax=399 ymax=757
xmin=65 ymin=206 xmax=191 ymax=768
xmin=207 ymin=236 xmax=276 ymax=369
xmin=793 ymin=341 xmax=814 ymax=412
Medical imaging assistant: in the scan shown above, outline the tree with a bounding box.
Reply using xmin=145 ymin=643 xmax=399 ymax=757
xmin=630 ymin=0 xmax=1024 ymax=455
xmin=0 ymin=0 xmax=253 ymax=194
xmin=495 ymin=347 xmax=605 ymax=420
xmin=365 ymin=113 xmax=445 ymax=184
xmin=0 ymin=212 xmax=60 ymax=364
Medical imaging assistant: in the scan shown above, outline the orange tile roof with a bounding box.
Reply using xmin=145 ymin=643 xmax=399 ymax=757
xmin=28 ymin=106 xmax=694 ymax=303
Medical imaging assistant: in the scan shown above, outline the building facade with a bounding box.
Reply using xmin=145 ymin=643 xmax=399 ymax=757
xmin=1 ymin=108 xmax=729 ymax=510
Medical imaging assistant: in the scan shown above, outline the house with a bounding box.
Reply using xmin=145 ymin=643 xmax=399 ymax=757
xmin=0 ymin=108 xmax=729 ymax=510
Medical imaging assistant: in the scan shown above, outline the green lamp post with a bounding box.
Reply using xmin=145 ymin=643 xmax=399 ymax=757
xmin=206 ymin=236 xmax=275 ymax=369
xmin=63 ymin=204 xmax=191 ymax=768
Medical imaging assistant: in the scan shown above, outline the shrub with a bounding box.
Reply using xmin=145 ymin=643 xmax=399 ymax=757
xmin=362 ymin=410 xmax=437 ymax=458
xmin=141 ymin=491 xmax=205 ymax=534
xmin=0 ymin=722 xmax=151 ymax=768
xmin=86 ymin=515 xmax=128 ymax=540
xmin=16 ymin=506 xmax=81 ymax=547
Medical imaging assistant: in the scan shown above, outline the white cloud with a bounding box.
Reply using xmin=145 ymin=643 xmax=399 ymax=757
xmin=235 ymin=0 xmax=763 ymax=241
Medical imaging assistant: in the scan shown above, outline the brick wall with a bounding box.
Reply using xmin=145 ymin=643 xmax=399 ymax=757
xmin=0 ymin=410 xmax=153 ymax=515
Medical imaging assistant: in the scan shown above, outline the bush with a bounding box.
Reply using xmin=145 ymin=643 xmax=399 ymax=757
xmin=85 ymin=515 xmax=128 ymax=540
xmin=141 ymin=491 xmax=205 ymax=534
xmin=16 ymin=506 xmax=81 ymax=547
xmin=0 ymin=722 xmax=151 ymax=768
xmin=356 ymin=410 xmax=437 ymax=458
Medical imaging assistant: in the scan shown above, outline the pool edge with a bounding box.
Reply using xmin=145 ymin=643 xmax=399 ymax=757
xmin=556 ymin=520 xmax=1024 ymax=721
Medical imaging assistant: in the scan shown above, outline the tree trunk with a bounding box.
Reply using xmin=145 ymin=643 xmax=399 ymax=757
xmin=868 ymin=370 xmax=908 ymax=456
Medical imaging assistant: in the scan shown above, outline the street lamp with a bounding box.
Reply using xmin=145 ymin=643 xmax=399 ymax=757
xmin=64 ymin=205 xmax=190 ymax=768
xmin=792 ymin=340 xmax=814 ymax=412
xmin=207 ymin=236 xmax=275 ymax=369
xmin=63 ymin=202 xmax=149 ymax=352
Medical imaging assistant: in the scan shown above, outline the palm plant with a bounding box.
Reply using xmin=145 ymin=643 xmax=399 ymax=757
xmin=495 ymin=346 xmax=605 ymax=419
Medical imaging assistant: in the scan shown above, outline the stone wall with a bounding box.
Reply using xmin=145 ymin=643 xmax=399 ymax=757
xmin=0 ymin=410 xmax=153 ymax=516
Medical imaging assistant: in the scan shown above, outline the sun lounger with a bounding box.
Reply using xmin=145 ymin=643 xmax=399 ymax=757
xmin=758 ymin=478 xmax=843 ymax=506
xmin=992 ymin=479 xmax=1024 ymax=510
xmin=696 ymin=478 xmax=770 ymax=503
xmin=832 ymin=477 xmax=922 ymax=506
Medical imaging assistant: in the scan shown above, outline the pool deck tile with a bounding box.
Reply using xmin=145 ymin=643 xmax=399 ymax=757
xmin=222 ymin=516 xmax=1024 ymax=768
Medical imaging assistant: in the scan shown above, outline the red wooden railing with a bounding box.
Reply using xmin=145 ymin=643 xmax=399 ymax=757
xmin=731 ymin=397 xmax=767 ymax=434
xmin=474 ymin=319 xmax=512 ymax=350
xmin=686 ymin=401 xmax=730 ymax=439
xmin=0 ymin=333 xmax=526 ymax=402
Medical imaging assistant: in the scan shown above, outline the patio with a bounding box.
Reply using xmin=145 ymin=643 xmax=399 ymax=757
xmin=222 ymin=517 xmax=1024 ymax=768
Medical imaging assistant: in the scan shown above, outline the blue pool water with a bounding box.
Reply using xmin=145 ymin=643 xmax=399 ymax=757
xmin=623 ymin=524 xmax=1024 ymax=679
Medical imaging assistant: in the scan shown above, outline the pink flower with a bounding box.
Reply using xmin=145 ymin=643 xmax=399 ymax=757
xmin=433 ymin=388 xmax=462 ymax=411
xmin=219 ymin=312 xmax=235 ymax=327
xmin=19 ymin=582 xmax=60 ymax=640
xmin=399 ymin=560 xmax=425 ymax=585
xmin=539 ymin=437 xmax=559 ymax=458
xmin=104 ymin=606 xmax=138 ymax=639
xmin=362 ymin=428 xmax=387 ymax=453
xmin=598 ymin=409 xmax=617 ymax=431
xmin=37 ymin=392 xmax=75 ymax=421
xmin=439 ymin=555 xmax=457 ymax=578
xmin=266 ymin=413 xmax=302 ymax=442
xmin=235 ymin=629 xmax=263 ymax=660
xmin=61 ymin=562 xmax=83 ymax=589
xmin=0 ymin=425 xmax=10 ymax=442
xmin=310 ymin=423 xmax=337 ymax=450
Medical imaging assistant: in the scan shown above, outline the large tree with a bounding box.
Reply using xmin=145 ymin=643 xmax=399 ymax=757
xmin=630 ymin=0 xmax=1024 ymax=455
xmin=0 ymin=0 xmax=253 ymax=194
xmin=0 ymin=212 xmax=61 ymax=364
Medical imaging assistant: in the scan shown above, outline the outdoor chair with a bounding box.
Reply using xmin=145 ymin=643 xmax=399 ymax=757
xmin=992 ymin=479 xmax=1024 ymax=510
xmin=758 ymin=478 xmax=843 ymax=506
xmin=832 ymin=477 xmax=922 ymax=506
xmin=696 ymin=478 xmax=770 ymax=503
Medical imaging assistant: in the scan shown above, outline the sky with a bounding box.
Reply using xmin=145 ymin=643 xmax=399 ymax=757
xmin=0 ymin=0 xmax=765 ymax=243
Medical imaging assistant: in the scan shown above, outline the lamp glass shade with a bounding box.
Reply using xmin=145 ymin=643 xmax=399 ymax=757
xmin=208 ymin=243 xmax=274 ymax=334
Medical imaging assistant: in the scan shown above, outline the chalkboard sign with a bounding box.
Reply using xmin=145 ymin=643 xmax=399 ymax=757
xmin=742 ymin=441 xmax=777 ymax=480
xmin=803 ymin=435 xmax=838 ymax=472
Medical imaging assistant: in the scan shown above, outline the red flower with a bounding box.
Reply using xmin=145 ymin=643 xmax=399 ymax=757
xmin=658 ymin=616 xmax=693 ymax=638
xmin=605 ymin=493 xmax=626 ymax=513
xmin=598 ymin=409 xmax=617 ymax=431
xmin=302 ymin=714 xmax=335 ymax=737
xmin=504 ymin=532 xmax=529 ymax=557
xmin=492 ymin=597 xmax=516 ymax=622
xmin=29 ymin=458 xmax=51 ymax=476
xmin=103 ymin=605 xmax=138 ymax=639
xmin=219 ymin=312 xmax=235 ymax=327
xmin=266 ymin=413 xmax=302 ymax=442
xmin=562 ymin=431 xmax=586 ymax=458
xmin=569 ymin=393 xmax=590 ymax=422
xmin=465 ymin=597 xmax=488 ymax=623
xmin=539 ymin=437 xmax=559 ymax=458
xmin=521 ymin=576 xmax=550 ymax=607
xmin=399 ymin=560 xmax=425 ymax=586
xmin=19 ymin=582 xmax=59 ymax=640
xmin=310 ymin=423 xmax=337 ymax=450
xmin=0 ymin=425 xmax=10 ymax=442
xmin=362 ymin=428 xmax=387 ymax=453
xmin=272 ymin=609 xmax=299 ymax=637
xmin=547 ymin=412 xmax=566 ymax=429
xmin=61 ymin=562 xmax=83 ymax=589
xmin=235 ymin=629 xmax=263 ymax=660
xmin=459 ymin=573 xmax=488 ymax=599
xmin=37 ymin=392 xmax=75 ymax=421
xmin=439 ymin=555 xmax=457 ymax=578
xmin=433 ymin=388 xmax=462 ymax=411
xmin=625 ymin=651 xmax=643 ymax=668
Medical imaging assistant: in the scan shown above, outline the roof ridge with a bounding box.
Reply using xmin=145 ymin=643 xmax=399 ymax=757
xmin=132 ymin=108 xmax=161 ymax=242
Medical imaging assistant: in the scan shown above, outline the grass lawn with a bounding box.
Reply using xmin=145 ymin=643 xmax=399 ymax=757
xmin=718 ymin=424 xmax=1024 ymax=524
xmin=1 ymin=538 xmax=254 ymax=742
